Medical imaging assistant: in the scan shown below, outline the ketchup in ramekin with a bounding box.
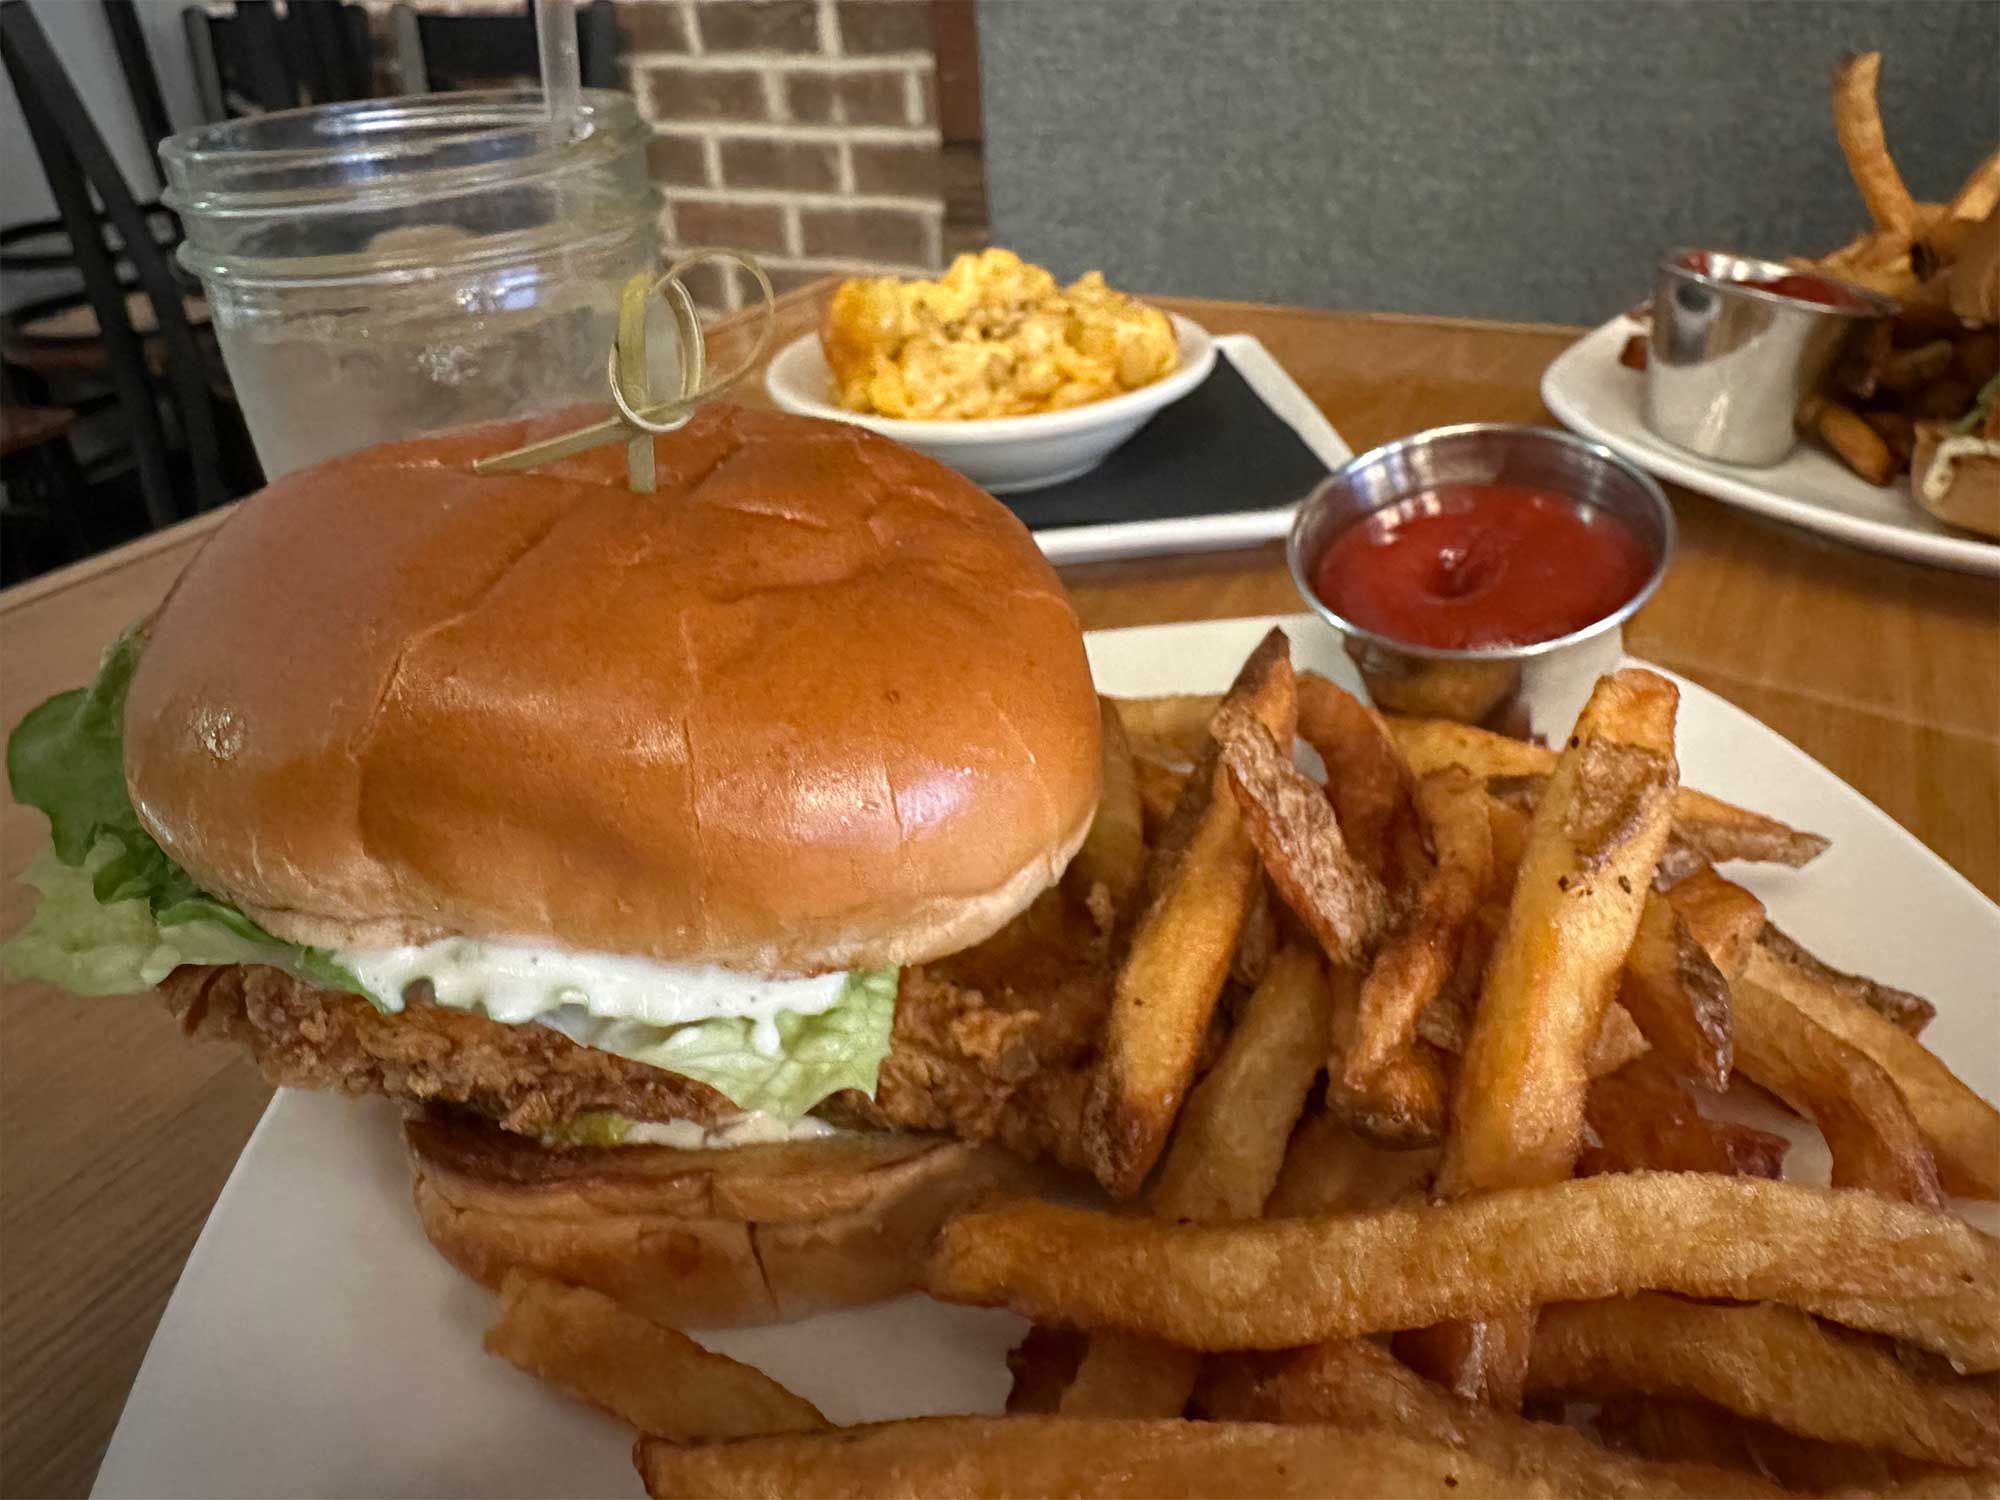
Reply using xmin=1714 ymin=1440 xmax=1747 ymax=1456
xmin=1310 ymin=483 xmax=1653 ymax=651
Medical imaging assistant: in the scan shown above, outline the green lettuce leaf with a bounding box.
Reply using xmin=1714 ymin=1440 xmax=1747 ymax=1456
xmin=6 ymin=627 xmax=199 ymax=908
xmin=538 ymin=968 xmax=897 ymax=1122
xmin=2 ymin=844 xmax=284 ymax=995
xmin=1951 ymin=374 xmax=1999 ymax=436
xmin=5 ymin=629 xmax=366 ymax=999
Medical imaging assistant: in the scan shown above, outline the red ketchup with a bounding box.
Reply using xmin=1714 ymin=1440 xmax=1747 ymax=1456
xmin=1678 ymin=254 xmax=1875 ymax=311
xmin=1728 ymin=272 xmax=1876 ymax=311
xmin=1313 ymin=484 xmax=1652 ymax=651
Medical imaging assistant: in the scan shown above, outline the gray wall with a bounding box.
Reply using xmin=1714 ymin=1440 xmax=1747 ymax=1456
xmin=979 ymin=0 xmax=1999 ymax=325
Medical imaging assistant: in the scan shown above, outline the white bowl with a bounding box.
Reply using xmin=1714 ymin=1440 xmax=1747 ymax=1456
xmin=764 ymin=313 xmax=1216 ymax=493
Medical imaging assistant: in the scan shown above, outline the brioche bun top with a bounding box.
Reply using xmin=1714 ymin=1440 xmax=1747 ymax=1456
xmin=124 ymin=404 xmax=1100 ymax=971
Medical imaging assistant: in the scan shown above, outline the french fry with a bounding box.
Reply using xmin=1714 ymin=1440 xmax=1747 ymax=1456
xmin=1670 ymin=786 xmax=1832 ymax=869
xmin=1844 ymin=1473 xmax=2000 ymax=1498
xmin=1878 ymin=339 xmax=1957 ymax=393
xmin=1411 ymin=905 xmax=1498 ymax=1058
xmin=1616 ymin=890 xmax=1733 ymax=1090
xmin=1943 ymin=145 xmax=2000 ymax=224
xmin=1055 ymin=1338 xmax=1201 ymax=1420
xmin=1200 ymin=1336 xmax=1488 ymax=1437
xmin=1217 ymin=705 xmax=1389 ymax=966
xmin=1585 ymin=999 xmax=1652 ymax=1078
xmin=635 ymin=1414 xmax=1786 ymax=1500
xmin=1669 ymin=874 xmax=1949 ymax=1199
xmin=1746 ymin=939 xmax=1999 ymax=1199
xmin=1393 ymin=1317 xmax=1536 ymax=1408
xmin=1067 ymin=697 xmax=1146 ymax=931
xmin=1732 ymin=970 xmax=1945 ymax=1207
xmin=1800 ymin=393 xmax=1900 ymax=486
xmin=1440 ymin=669 xmax=1680 ymax=1197
xmin=1132 ymin=757 xmax=1187 ymax=840
xmin=1413 ymin=934 xmax=1650 ymax=1087
xmin=1387 ymin=717 xmax=1829 ymax=869
xmin=1108 ymin=692 xmax=1220 ymax=766
xmin=928 ymin=1174 xmax=2000 ymax=1370
xmin=1662 ymin=863 xmax=1767 ymax=980
xmin=1595 ymin=1398 xmax=1958 ymax=1496
xmin=1916 ymin=216 xmax=1987 ymax=280
xmin=1578 ymin=1053 xmax=1788 ymax=1178
xmin=1065 ymin=943 xmax=1335 ymax=1417
xmin=1229 ymin=878 xmax=1277 ymax=988
xmin=1483 ymin=794 xmax=1531 ymax=891
xmin=1758 ymin=923 xmax=1935 ymax=1034
xmin=1832 ymin=52 xmax=1919 ymax=237
xmin=1525 ymin=1294 xmax=2000 ymax=1469
xmin=1836 ymin=318 xmax=1894 ymax=399
xmin=1387 ymin=717 xmax=1552 ymax=781
xmin=1264 ymin=1109 xmax=1439 ymax=1217
xmin=1828 ymin=257 xmax=1927 ymax=301
xmin=485 ymin=1272 xmax=827 ymax=1442
xmin=1147 ymin=943 xmax=1336 ymax=1223
xmin=1340 ymin=768 xmax=1492 ymax=1091
xmin=1006 ymin=1326 xmax=1084 ymax=1414
xmin=1955 ymin=328 xmax=2000 ymax=389
xmin=1863 ymin=408 xmax=1919 ymax=469
xmin=1193 ymin=1339 xmax=1782 ymax=1498
xmin=1295 ymin=671 xmax=1427 ymax=891
xmin=1326 ymin=970 xmax=1452 ymax=1145
xmin=1081 ymin=630 xmax=1295 ymax=1198
xmin=1908 ymin=376 xmax=1975 ymax=422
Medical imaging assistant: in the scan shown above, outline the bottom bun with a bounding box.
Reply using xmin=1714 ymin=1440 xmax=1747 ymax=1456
xmin=405 ymin=1111 xmax=1052 ymax=1327
xmin=1912 ymin=421 xmax=2000 ymax=540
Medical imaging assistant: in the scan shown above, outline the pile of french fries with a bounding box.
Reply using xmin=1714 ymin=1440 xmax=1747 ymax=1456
xmin=1625 ymin=52 xmax=1999 ymax=490
xmin=480 ymin=627 xmax=1997 ymax=1498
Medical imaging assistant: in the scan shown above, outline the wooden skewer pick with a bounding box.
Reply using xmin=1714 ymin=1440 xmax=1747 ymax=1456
xmin=472 ymin=249 xmax=776 ymax=486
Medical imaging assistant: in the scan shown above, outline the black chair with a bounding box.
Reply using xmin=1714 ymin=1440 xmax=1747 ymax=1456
xmin=0 ymin=2 xmax=180 ymax=301
xmin=103 ymin=0 xmax=175 ymax=165
xmin=1 ymin=0 xmax=231 ymax=527
xmin=183 ymin=0 xmax=375 ymax=123
xmin=393 ymin=0 xmax=618 ymax=93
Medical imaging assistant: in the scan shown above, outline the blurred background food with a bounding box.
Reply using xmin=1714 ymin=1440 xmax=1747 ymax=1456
xmin=819 ymin=248 xmax=1179 ymax=419
xmin=1619 ymin=52 xmax=1997 ymax=530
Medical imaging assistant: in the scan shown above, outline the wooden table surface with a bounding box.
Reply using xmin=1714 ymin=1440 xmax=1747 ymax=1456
xmin=3 ymin=287 xmax=1995 ymax=1496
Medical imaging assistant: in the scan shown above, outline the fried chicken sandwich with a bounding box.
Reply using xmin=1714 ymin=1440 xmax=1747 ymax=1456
xmin=4 ymin=404 xmax=1106 ymax=1324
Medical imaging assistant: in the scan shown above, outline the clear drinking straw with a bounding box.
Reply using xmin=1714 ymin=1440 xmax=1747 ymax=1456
xmin=535 ymin=0 xmax=581 ymax=134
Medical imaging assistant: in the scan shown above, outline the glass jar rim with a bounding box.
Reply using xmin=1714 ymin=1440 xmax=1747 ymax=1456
xmin=160 ymin=89 xmax=646 ymax=215
xmin=161 ymin=89 xmax=655 ymax=286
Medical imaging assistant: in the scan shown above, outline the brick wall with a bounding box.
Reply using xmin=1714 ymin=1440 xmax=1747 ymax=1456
xmin=622 ymin=0 xmax=948 ymax=315
xmin=362 ymin=0 xmax=963 ymax=317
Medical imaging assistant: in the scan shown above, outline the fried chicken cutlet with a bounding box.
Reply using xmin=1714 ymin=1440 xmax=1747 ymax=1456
xmin=161 ymin=898 xmax=1109 ymax=1171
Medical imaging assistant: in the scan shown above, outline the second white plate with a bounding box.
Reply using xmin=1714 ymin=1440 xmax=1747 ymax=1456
xmin=1542 ymin=316 xmax=2000 ymax=577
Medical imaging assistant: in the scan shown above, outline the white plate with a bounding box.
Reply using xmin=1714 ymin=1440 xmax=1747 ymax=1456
xmin=93 ymin=614 xmax=2000 ymax=1499
xmin=765 ymin=314 xmax=1218 ymax=494
xmin=1543 ymin=316 xmax=2000 ymax=577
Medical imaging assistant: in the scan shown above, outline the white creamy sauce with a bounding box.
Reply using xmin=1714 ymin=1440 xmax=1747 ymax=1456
xmin=1922 ymin=435 xmax=2000 ymax=505
xmin=619 ymin=1113 xmax=841 ymax=1149
xmin=333 ymin=935 xmax=848 ymax=1032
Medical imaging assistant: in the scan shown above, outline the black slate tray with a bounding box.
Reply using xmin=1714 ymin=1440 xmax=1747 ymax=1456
xmin=1000 ymin=346 xmax=1336 ymax=533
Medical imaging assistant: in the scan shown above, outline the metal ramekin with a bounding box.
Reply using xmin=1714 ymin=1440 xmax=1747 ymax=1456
xmin=1287 ymin=424 xmax=1676 ymax=741
xmin=1643 ymin=248 xmax=1895 ymax=467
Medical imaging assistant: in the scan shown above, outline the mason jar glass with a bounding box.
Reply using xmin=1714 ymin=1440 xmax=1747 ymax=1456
xmin=161 ymin=90 xmax=658 ymax=478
